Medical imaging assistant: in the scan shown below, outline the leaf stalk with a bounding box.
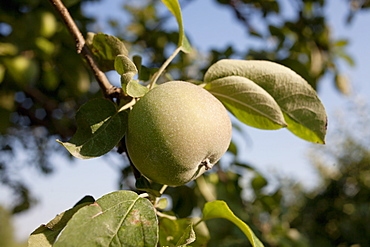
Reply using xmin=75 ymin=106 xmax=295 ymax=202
xmin=149 ymin=47 xmax=182 ymax=90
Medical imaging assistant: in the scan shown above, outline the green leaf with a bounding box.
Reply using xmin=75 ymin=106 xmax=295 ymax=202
xmin=204 ymin=59 xmax=327 ymax=143
xmin=202 ymin=200 xmax=264 ymax=247
xmin=0 ymin=42 xmax=18 ymax=56
xmin=161 ymin=0 xmax=192 ymax=53
xmin=159 ymin=217 xmax=208 ymax=247
xmin=86 ymin=32 xmax=128 ymax=72
xmin=92 ymin=33 xmax=128 ymax=59
xmin=57 ymin=98 xmax=128 ymax=159
xmin=156 ymin=198 xmax=168 ymax=210
xmin=138 ymin=65 xmax=159 ymax=81
xmin=4 ymin=55 xmax=39 ymax=87
xmin=54 ymin=191 xmax=158 ymax=247
xmin=177 ymin=224 xmax=196 ymax=247
xmin=28 ymin=196 xmax=95 ymax=247
xmin=114 ymin=55 xmax=149 ymax=97
xmin=122 ymin=80 xmax=149 ymax=98
xmin=251 ymin=174 xmax=268 ymax=191
xmin=114 ymin=54 xmax=138 ymax=83
xmin=337 ymin=52 xmax=355 ymax=67
xmin=132 ymin=55 xmax=142 ymax=74
xmin=204 ymin=76 xmax=287 ymax=130
xmin=227 ymin=141 xmax=237 ymax=155
xmin=334 ymin=39 xmax=348 ymax=47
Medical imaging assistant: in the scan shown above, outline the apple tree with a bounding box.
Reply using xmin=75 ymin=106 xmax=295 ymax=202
xmin=0 ymin=0 xmax=368 ymax=246
xmin=24 ymin=0 xmax=329 ymax=246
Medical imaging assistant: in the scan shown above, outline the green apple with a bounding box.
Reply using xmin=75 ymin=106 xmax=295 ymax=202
xmin=126 ymin=81 xmax=232 ymax=186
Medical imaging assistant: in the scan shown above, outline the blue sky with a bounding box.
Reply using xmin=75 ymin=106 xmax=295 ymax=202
xmin=1 ymin=0 xmax=370 ymax=241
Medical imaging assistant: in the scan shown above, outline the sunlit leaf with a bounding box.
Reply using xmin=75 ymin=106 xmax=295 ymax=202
xmin=202 ymin=200 xmax=264 ymax=247
xmin=124 ymin=80 xmax=149 ymax=98
xmin=204 ymin=59 xmax=327 ymax=143
xmin=40 ymin=11 xmax=58 ymax=38
xmin=161 ymin=0 xmax=192 ymax=53
xmin=4 ymin=55 xmax=39 ymax=87
xmin=156 ymin=198 xmax=168 ymax=210
xmin=204 ymin=76 xmax=287 ymax=130
xmin=54 ymin=191 xmax=158 ymax=247
xmin=57 ymin=98 xmax=128 ymax=159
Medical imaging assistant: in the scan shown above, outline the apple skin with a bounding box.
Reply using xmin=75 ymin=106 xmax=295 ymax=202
xmin=125 ymin=81 xmax=232 ymax=186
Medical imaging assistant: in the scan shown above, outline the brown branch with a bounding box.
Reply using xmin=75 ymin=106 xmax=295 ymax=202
xmin=48 ymin=0 xmax=121 ymax=100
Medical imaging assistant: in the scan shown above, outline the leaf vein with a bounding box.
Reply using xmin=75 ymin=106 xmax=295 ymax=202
xmin=210 ymin=91 xmax=281 ymax=121
xmin=108 ymin=198 xmax=141 ymax=245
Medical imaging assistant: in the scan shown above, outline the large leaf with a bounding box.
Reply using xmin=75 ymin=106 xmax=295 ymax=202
xmin=54 ymin=191 xmax=158 ymax=247
xmin=28 ymin=196 xmax=95 ymax=247
xmin=161 ymin=0 xmax=192 ymax=53
xmin=204 ymin=76 xmax=287 ymax=130
xmin=57 ymin=98 xmax=128 ymax=159
xmin=202 ymin=200 xmax=264 ymax=247
xmin=204 ymin=59 xmax=327 ymax=143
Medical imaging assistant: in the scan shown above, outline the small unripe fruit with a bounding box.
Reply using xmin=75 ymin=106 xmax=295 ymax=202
xmin=126 ymin=81 xmax=232 ymax=186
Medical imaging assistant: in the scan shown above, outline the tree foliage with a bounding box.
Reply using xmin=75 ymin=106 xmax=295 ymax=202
xmin=292 ymin=104 xmax=370 ymax=246
xmin=0 ymin=0 xmax=369 ymax=246
xmin=0 ymin=0 xmax=98 ymax=213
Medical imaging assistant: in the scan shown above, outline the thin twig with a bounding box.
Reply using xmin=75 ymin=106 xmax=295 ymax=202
xmin=48 ymin=0 xmax=121 ymax=99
